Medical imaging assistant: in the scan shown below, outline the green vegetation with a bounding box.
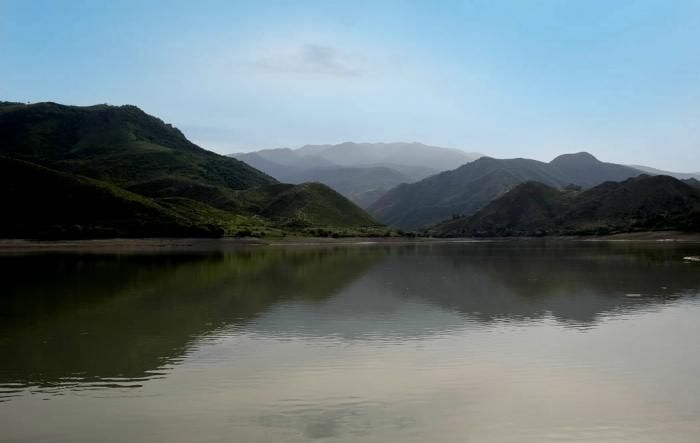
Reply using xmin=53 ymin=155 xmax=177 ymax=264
xmin=279 ymin=166 xmax=416 ymax=207
xmin=0 ymin=157 xmax=213 ymax=238
xmin=433 ymin=175 xmax=700 ymax=237
xmin=0 ymin=101 xmax=384 ymax=239
xmin=0 ymin=101 xmax=274 ymax=209
xmin=369 ymin=152 xmax=645 ymax=229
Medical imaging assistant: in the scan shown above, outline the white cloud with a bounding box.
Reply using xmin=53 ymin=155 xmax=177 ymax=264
xmin=253 ymin=44 xmax=360 ymax=77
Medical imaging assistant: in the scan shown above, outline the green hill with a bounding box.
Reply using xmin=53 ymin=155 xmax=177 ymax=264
xmin=0 ymin=101 xmax=274 ymax=210
xmin=280 ymin=166 xmax=415 ymax=207
xmin=0 ymin=101 xmax=380 ymax=238
xmin=256 ymin=182 xmax=378 ymax=226
xmin=369 ymin=153 xmax=645 ymax=229
xmin=0 ymin=157 xmax=218 ymax=238
xmin=433 ymin=175 xmax=700 ymax=237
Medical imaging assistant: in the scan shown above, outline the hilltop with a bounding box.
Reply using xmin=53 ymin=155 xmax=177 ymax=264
xmin=369 ymin=152 xmax=645 ymax=229
xmin=231 ymin=142 xmax=481 ymax=206
xmin=0 ymin=102 xmax=381 ymax=238
xmin=0 ymin=101 xmax=274 ymax=210
xmin=433 ymin=175 xmax=700 ymax=237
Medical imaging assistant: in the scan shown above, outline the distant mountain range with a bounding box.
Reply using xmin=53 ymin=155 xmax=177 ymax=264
xmin=368 ymin=152 xmax=649 ymax=229
xmin=3 ymin=100 xmax=698 ymax=239
xmin=0 ymin=101 xmax=378 ymax=238
xmin=628 ymin=164 xmax=700 ymax=181
xmin=231 ymin=143 xmax=482 ymax=206
xmin=433 ymin=175 xmax=700 ymax=237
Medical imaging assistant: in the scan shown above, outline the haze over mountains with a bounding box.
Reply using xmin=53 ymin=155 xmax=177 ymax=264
xmin=2 ymin=99 xmax=698 ymax=239
xmin=368 ymin=152 xmax=648 ymax=229
xmin=629 ymin=165 xmax=700 ymax=181
xmin=231 ymin=143 xmax=482 ymax=207
xmin=0 ymin=101 xmax=378 ymax=238
xmin=233 ymin=144 xmax=699 ymax=232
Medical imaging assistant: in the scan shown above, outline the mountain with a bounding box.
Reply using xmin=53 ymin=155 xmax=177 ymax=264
xmin=250 ymin=182 xmax=377 ymax=226
xmin=433 ymin=175 xmax=700 ymax=237
xmin=549 ymin=152 xmax=646 ymax=187
xmin=280 ymin=166 xmax=415 ymax=207
xmin=0 ymin=156 xmax=220 ymax=238
xmin=293 ymin=142 xmax=481 ymax=171
xmin=0 ymin=101 xmax=380 ymax=238
xmin=233 ymin=148 xmax=338 ymax=179
xmin=629 ymin=164 xmax=700 ymax=181
xmin=231 ymin=142 xmax=482 ymax=207
xmin=684 ymin=178 xmax=700 ymax=190
xmin=369 ymin=152 xmax=645 ymax=229
xmin=0 ymin=101 xmax=274 ymax=210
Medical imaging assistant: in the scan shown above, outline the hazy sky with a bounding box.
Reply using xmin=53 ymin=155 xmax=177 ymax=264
xmin=2 ymin=0 xmax=699 ymax=171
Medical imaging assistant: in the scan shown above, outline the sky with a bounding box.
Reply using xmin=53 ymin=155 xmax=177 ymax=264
xmin=1 ymin=0 xmax=699 ymax=171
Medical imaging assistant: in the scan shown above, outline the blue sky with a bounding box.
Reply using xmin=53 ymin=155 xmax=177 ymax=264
xmin=2 ymin=0 xmax=699 ymax=170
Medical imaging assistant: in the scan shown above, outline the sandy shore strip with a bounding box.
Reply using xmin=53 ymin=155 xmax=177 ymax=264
xmin=0 ymin=232 xmax=698 ymax=253
xmin=0 ymin=237 xmax=471 ymax=253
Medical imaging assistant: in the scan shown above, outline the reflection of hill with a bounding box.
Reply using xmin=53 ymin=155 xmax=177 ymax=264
xmin=246 ymin=242 xmax=700 ymax=339
xmin=0 ymin=247 xmax=381 ymax=389
xmin=376 ymin=242 xmax=700 ymax=325
xmin=2 ymin=242 xmax=699 ymax=394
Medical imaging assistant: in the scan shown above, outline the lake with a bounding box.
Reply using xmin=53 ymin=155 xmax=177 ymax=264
xmin=1 ymin=240 xmax=700 ymax=442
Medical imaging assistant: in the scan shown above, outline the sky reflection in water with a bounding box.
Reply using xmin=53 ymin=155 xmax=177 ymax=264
xmin=1 ymin=241 xmax=700 ymax=442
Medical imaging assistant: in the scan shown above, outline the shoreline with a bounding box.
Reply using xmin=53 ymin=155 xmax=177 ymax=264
xmin=0 ymin=231 xmax=699 ymax=253
xmin=0 ymin=236 xmax=456 ymax=253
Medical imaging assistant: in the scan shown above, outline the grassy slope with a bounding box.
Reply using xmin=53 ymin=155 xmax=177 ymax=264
xmin=370 ymin=153 xmax=644 ymax=230
xmin=257 ymin=182 xmax=378 ymax=227
xmin=0 ymin=102 xmax=381 ymax=238
xmin=281 ymin=166 xmax=413 ymax=207
xmin=433 ymin=175 xmax=700 ymax=237
xmin=0 ymin=102 xmax=275 ymax=211
xmin=0 ymin=157 xmax=216 ymax=238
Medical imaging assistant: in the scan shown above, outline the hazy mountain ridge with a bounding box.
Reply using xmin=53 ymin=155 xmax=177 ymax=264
xmin=295 ymin=142 xmax=481 ymax=171
xmin=629 ymin=164 xmax=700 ymax=181
xmin=0 ymin=102 xmax=379 ymax=238
xmin=231 ymin=142 xmax=482 ymax=206
xmin=433 ymin=175 xmax=700 ymax=237
xmin=280 ymin=166 xmax=415 ymax=208
xmin=369 ymin=152 xmax=646 ymax=229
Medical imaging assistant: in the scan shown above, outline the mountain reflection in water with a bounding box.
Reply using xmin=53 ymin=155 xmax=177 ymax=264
xmin=1 ymin=241 xmax=699 ymax=442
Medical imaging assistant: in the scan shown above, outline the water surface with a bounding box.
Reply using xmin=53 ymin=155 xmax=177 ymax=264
xmin=1 ymin=241 xmax=700 ymax=442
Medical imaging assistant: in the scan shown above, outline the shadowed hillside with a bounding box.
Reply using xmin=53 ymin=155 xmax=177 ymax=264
xmin=279 ymin=166 xmax=415 ymax=207
xmin=0 ymin=102 xmax=380 ymax=238
xmin=434 ymin=175 xmax=700 ymax=237
xmin=0 ymin=157 xmax=222 ymax=238
xmin=0 ymin=101 xmax=273 ymax=210
xmin=369 ymin=152 xmax=644 ymax=229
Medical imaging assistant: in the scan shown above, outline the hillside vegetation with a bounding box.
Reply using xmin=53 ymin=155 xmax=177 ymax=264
xmin=0 ymin=102 xmax=381 ymax=238
xmin=369 ymin=152 xmax=645 ymax=229
xmin=433 ymin=175 xmax=700 ymax=237
xmin=279 ymin=166 xmax=415 ymax=207
xmin=0 ymin=101 xmax=274 ymax=210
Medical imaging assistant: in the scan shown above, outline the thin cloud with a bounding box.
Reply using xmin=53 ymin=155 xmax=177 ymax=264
xmin=254 ymin=44 xmax=360 ymax=77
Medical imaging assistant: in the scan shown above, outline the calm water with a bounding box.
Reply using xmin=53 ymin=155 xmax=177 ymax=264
xmin=1 ymin=241 xmax=700 ymax=442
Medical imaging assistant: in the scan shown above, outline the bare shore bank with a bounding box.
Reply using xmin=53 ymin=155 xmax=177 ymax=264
xmin=0 ymin=231 xmax=699 ymax=253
